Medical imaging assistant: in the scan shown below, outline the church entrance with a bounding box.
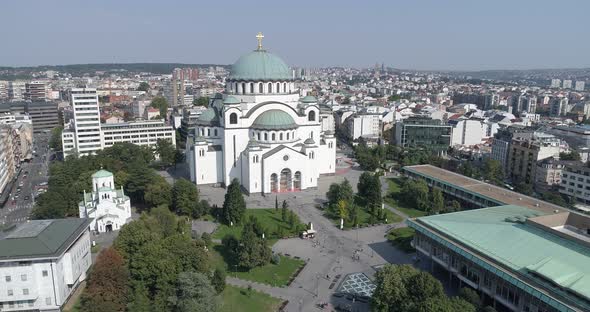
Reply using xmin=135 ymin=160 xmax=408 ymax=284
xmin=280 ymin=168 xmax=292 ymax=192
xmin=293 ymin=171 xmax=301 ymax=191
xmin=270 ymin=173 xmax=278 ymax=193
xmin=105 ymin=224 xmax=113 ymax=232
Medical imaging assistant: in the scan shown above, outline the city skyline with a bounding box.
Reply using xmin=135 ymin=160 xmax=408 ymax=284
xmin=1 ymin=0 xmax=589 ymax=71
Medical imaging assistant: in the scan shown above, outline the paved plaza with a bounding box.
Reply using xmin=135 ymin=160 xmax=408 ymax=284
xmin=191 ymin=154 xmax=414 ymax=312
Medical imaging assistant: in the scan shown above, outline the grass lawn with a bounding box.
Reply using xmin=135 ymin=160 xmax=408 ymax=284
xmin=211 ymin=244 xmax=305 ymax=287
xmin=212 ymin=209 xmax=304 ymax=240
xmin=219 ymin=285 xmax=283 ymax=312
xmin=386 ymin=227 xmax=416 ymax=253
xmin=90 ymin=244 xmax=100 ymax=254
xmin=322 ymin=195 xmax=402 ymax=229
xmin=385 ymin=178 xmax=426 ymax=218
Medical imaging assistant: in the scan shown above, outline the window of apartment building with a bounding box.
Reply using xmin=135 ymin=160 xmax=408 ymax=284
xmin=5 ymin=275 xmax=11 ymax=282
xmin=7 ymin=289 xmax=13 ymax=296
xmin=42 ymin=270 xmax=48 ymax=277
xmin=21 ymin=274 xmax=27 ymax=281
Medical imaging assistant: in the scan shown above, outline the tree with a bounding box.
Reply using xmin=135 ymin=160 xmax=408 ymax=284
xmin=201 ymin=232 xmax=212 ymax=249
xmin=49 ymin=126 xmax=64 ymax=152
xmin=80 ymin=247 xmax=129 ymax=312
xmin=137 ymin=82 xmax=150 ymax=92
xmin=222 ymin=179 xmax=246 ymax=225
xmin=281 ymin=200 xmax=288 ymax=221
xmin=337 ymin=200 xmax=349 ymax=221
xmin=238 ymin=217 xmax=271 ymax=269
xmin=211 ymin=268 xmax=226 ymax=294
xmin=449 ymin=200 xmax=462 ymax=212
xmin=150 ymin=96 xmax=168 ymax=119
xmin=172 ymin=178 xmax=199 ymax=217
xmin=515 ymin=181 xmax=533 ymax=196
xmin=326 ymin=179 xmax=354 ymax=205
xmin=127 ymin=285 xmax=152 ymax=312
xmin=275 ymin=196 xmax=278 ymax=212
xmin=482 ymin=159 xmax=504 ymax=185
xmin=559 ymin=151 xmax=581 ymax=161
xmin=193 ymin=96 xmax=209 ymax=107
xmin=431 ymin=188 xmax=444 ymax=214
xmin=371 ymin=264 xmax=416 ymax=312
xmin=459 ymin=287 xmax=481 ymax=307
xmin=144 ymin=175 xmax=172 ymax=208
xmin=155 ymin=139 xmax=176 ymax=167
xmin=169 ymin=272 xmax=218 ymax=312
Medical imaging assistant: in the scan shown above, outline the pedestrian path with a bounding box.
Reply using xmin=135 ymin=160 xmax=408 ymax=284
xmin=226 ymin=276 xmax=294 ymax=301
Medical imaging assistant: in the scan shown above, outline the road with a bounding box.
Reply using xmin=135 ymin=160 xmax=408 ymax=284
xmin=0 ymin=133 xmax=52 ymax=226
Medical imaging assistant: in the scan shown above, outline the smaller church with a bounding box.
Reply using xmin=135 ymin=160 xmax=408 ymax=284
xmin=79 ymin=169 xmax=132 ymax=233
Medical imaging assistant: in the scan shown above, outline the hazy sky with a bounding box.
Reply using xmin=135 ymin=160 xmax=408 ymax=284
xmin=1 ymin=0 xmax=589 ymax=70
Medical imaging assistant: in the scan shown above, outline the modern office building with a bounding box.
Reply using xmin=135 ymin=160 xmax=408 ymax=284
xmin=559 ymin=163 xmax=590 ymax=205
xmin=25 ymin=82 xmax=47 ymax=101
xmin=0 ymin=101 xmax=60 ymax=134
xmin=394 ymin=116 xmax=452 ymax=155
xmin=63 ymin=88 xmax=102 ymax=156
xmin=408 ymin=205 xmax=590 ymax=312
xmin=100 ymin=119 xmax=175 ymax=148
xmin=550 ymin=97 xmax=570 ymax=117
xmin=8 ymin=81 xmax=26 ymax=101
xmin=404 ymin=164 xmax=590 ymax=311
xmin=0 ymin=219 xmax=92 ymax=312
xmin=0 ymin=81 xmax=8 ymax=100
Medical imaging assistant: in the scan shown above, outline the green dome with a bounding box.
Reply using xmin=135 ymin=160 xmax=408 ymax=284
xmin=252 ymin=110 xmax=298 ymax=130
xmin=230 ymin=50 xmax=292 ymax=81
xmin=92 ymin=169 xmax=113 ymax=178
xmin=223 ymin=96 xmax=240 ymax=105
xmin=301 ymin=95 xmax=317 ymax=103
xmin=196 ymin=108 xmax=219 ymax=125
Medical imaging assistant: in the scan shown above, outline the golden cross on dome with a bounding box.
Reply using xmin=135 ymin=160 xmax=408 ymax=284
xmin=256 ymin=32 xmax=264 ymax=50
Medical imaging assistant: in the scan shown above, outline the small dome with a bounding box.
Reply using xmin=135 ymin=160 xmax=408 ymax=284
xmin=230 ymin=50 xmax=292 ymax=81
xmin=304 ymin=138 xmax=315 ymax=145
xmin=196 ymin=108 xmax=219 ymax=125
xmin=301 ymin=95 xmax=317 ymax=103
xmin=92 ymin=169 xmax=113 ymax=178
xmin=252 ymin=110 xmax=298 ymax=130
xmin=223 ymin=96 xmax=241 ymax=105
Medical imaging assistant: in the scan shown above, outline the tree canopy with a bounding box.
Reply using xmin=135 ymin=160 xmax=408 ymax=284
xmin=150 ymin=96 xmax=168 ymax=119
xmin=222 ymin=179 xmax=246 ymax=225
xmin=80 ymin=247 xmax=129 ymax=312
xmin=193 ymin=96 xmax=209 ymax=107
xmin=137 ymin=82 xmax=150 ymax=92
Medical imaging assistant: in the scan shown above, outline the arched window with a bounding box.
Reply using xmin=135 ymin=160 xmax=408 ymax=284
xmin=258 ymin=83 xmax=263 ymax=94
xmin=310 ymin=131 xmax=314 ymax=138
xmin=257 ymin=133 xmax=261 ymax=140
xmin=286 ymin=132 xmax=290 ymax=140
xmin=264 ymin=133 xmax=268 ymax=141
xmin=229 ymin=113 xmax=238 ymax=124
xmin=207 ymin=129 xmax=210 ymax=136
xmin=276 ymin=83 xmax=280 ymax=93
xmin=280 ymin=133 xmax=283 ymax=140
xmin=241 ymin=83 xmax=246 ymax=94
xmin=283 ymin=82 xmax=287 ymax=93
xmin=272 ymin=133 xmax=276 ymax=141
xmin=250 ymin=83 xmax=254 ymax=94
xmin=268 ymin=83 xmax=272 ymax=93
xmin=308 ymin=110 xmax=316 ymax=121
xmin=214 ymin=129 xmax=218 ymax=136
xmin=201 ymin=129 xmax=204 ymax=136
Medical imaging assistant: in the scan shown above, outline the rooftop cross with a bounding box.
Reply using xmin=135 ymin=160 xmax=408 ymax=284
xmin=256 ymin=32 xmax=264 ymax=50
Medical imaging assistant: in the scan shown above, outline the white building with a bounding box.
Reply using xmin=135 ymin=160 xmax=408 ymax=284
xmin=8 ymin=81 xmax=25 ymax=101
xmin=62 ymin=89 xmax=175 ymax=157
xmin=79 ymin=169 xmax=131 ymax=233
xmin=449 ymin=118 xmax=499 ymax=146
xmin=563 ymin=79 xmax=573 ymax=89
xmin=0 ymin=219 xmax=92 ymax=312
xmin=101 ymin=119 xmax=175 ymax=148
xmin=64 ymin=88 xmax=103 ymax=156
xmin=575 ymin=81 xmax=585 ymax=91
xmin=550 ymin=79 xmax=561 ymax=88
xmin=344 ymin=113 xmax=381 ymax=140
xmin=187 ymin=34 xmax=336 ymax=194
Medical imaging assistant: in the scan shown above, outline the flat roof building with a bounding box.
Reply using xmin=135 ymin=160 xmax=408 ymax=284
xmin=404 ymin=164 xmax=590 ymax=311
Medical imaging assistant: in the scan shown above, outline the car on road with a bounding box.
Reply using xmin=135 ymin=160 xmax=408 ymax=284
xmin=24 ymin=196 xmax=29 ymax=200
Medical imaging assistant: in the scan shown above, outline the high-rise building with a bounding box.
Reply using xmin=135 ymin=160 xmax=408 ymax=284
xmin=507 ymin=132 xmax=562 ymax=184
xmin=63 ymin=88 xmax=102 ymax=157
xmin=394 ymin=117 xmax=452 ymax=155
xmin=563 ymin=79 xmax=573 ymax=89
xmin=8 ymin=81 xmax=26 ymax=101
xmin=550 ymin=78 xmax=561 ymax=88
xmin=575 ymin=81 xmax=585 ymax=91
xmin=0 ymin=101 xmax=60 ymax=134
xmin=550 ymin=97 xmax=570 ymax=117
xmin=25 ymin=81 xmax=47 ymax=101
xmin=0 ymin=81 xmax=8 ymax=100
